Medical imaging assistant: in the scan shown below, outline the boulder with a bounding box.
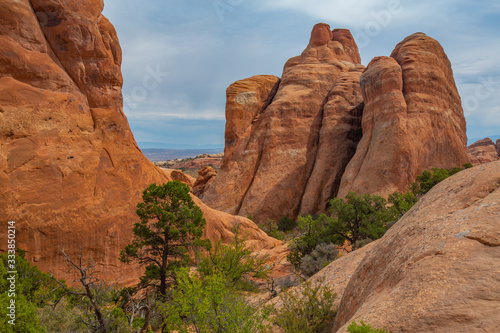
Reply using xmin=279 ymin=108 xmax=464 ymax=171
xmin=333 ymin=161 xmax=500 ymax=332
xmin=192 ymin=166 xmax=218 ymax=197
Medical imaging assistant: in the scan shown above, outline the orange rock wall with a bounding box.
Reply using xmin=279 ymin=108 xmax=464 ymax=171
xmin=0 ymin=0 xmax=279 ymax=285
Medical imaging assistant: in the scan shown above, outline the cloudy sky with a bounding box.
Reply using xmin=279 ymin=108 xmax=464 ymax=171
xmin=103 ymin=0 xmax=500 ymax=148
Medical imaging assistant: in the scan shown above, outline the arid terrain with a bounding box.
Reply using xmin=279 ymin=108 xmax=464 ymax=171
xmin=0 ymin=1 xmax=498 ymax=332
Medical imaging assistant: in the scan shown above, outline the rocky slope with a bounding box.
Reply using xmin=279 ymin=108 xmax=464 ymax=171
xmin=0 ymin=0 xmax=280 ymax=284
xmin=275 ymin=162 xmax=500 ymax=332
xmin=332 ymin=161 xmax=500 ymax=332
xmin=467 ymin=138 xmax=499 ymax=165
xmin=203 ymin=26 xmax=470 ymax=223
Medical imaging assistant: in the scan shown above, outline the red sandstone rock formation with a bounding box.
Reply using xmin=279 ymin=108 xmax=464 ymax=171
xmin=163 ymin=169 xmax=196 ymax=188
xmin=333 ymin=161 xmax=500 ymax=332
xmin=467 ymin=138 xmax=500 ymax=165
xmin=192 ymin=166 xmax=217 ymax=197
xmin=337 ymin=33 xmax=470 ymax=197
xmin=203 ymin=24 xmax=364 ymax=222
xmin=497 ymin=139 xmax=500 ymax=156
xmin=299 ymin=66 xmax=364 ymax=215
xmin=0 ymin=0 xmax=279 ymax=285
xmin=204 ymin=28 xmax=469 ymax=223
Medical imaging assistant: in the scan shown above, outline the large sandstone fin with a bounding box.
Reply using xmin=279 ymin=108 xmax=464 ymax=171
xmin=338 ymin=33 xmax=470 ymax=198
xmin=203 ymin=24 xmax=363 ymax=223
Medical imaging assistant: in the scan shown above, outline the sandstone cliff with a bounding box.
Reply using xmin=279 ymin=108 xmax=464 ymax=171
xmin=0 ymin=0 xmax=279 ymax=284
xmin=467 ymin=138 xmax=499 ymax=165
xmin=203 ymin=26 xmax=469 ymax=223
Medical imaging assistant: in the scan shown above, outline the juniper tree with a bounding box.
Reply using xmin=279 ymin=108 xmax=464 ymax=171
xmin=120 ymin=181 xmax=210 ymax=297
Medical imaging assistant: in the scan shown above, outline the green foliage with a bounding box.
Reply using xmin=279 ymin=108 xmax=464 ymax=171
xmin=347 ymin=320 xmax=389 ymax=333
xmin=0 ymin=252 xmax=62 ymax=306
xmin=267 ymin=278 xmax=336 ymax=333
xmin=287 ymin=215 xmax=332 ymax=269
xmin=0 ymin=252 xmax=61 ymax=333
xmin=120 ymin=181 xmax=211 ymax=296
xmin=162 ymin=268 xmax=271 ymax=333
xmin=197 ymin=226 xmax=269 ymax=291
xmin=288 ymin=192 xmax=396 ymax=270
xmin=277 ymin=216 xmax=297 ymax=232
xmin=326 ymin=192 xmax=395 ymax=249
xmin=387 ymin=191 xmax=418 ymax=220
xmin=410 ymin=164 xmax=472 ymax=197
xmin=259 ymin=220 xmax=285 ymax=241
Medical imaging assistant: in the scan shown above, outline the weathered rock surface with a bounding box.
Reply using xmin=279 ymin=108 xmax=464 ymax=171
xmin=338 ymin=33 xmax=470 ymax=197
xmin=467 ymin=138 xmax=499 ymax=165
xmin=0 ymin=0 xmax=279 ymax=285
xmin=192 ymin=166 xmax=217 ymax=197
xmin=333 ymin=161 xmax=500 ymax=332
xmin=497 ymin=139 xmax=500 ymax=156
xmin=203 ymin=24 xmax=364 ymax=222
xmin=163 ymin=169 xmax=196 ymax=188
xmin=204 ymin=29 xmax=469 ymax=223
xmin=299 ymin=66 xmax=364 ymax=215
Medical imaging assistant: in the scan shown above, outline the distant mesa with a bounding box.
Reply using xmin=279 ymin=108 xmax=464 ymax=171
xmin=202 ymin=24 xmax=470 ymax=223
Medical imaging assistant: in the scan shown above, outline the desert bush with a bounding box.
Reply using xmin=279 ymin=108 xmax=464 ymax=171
xmin=347 ymin=320 xmax=389 ymax=333
xmin=354 ymin=238 xmax=374 ymax=250
xmin=162 ymin=268 xmax=271 ymax=333
xmin=197 ymin=226 xmax=269 ymax=291
xmin=299 ymin=243 xmax=339 ymax=277
xmin=267 ymin=278 xmax=336 ymax=333
xmin=410 ymin=164 xmax=472 ymax=197
xmin=259 ymin=219 xmax=285 ymax=240
xmin=287 ymin=214 xmax=333 ymax=270
xmin=277 ymin=216 xmax=297 ymax=232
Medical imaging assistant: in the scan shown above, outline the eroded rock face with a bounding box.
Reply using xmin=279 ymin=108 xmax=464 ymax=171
xmin=467 ymin=138 xmax=500 ymax=165
xmin=338 ymin=33 xmax=470 ymax=197
xmin=333 ymin=161 xmax=500 ymax=332
xmin=0 ymin=0 xmax=279 ymax=285
xmin=205 ymin=28 xmax=469 ymax=223
xmin=192 ymin=166 xmax=217 ymax=197
xmin=203 ymin=24 xmax=364 ymax=223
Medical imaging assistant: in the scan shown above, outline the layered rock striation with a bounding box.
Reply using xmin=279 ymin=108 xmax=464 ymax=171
xmin=0 ymin=0 xmax=279 ymax=284
xmin=204 ymin=27 xmax=470 ymax=223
